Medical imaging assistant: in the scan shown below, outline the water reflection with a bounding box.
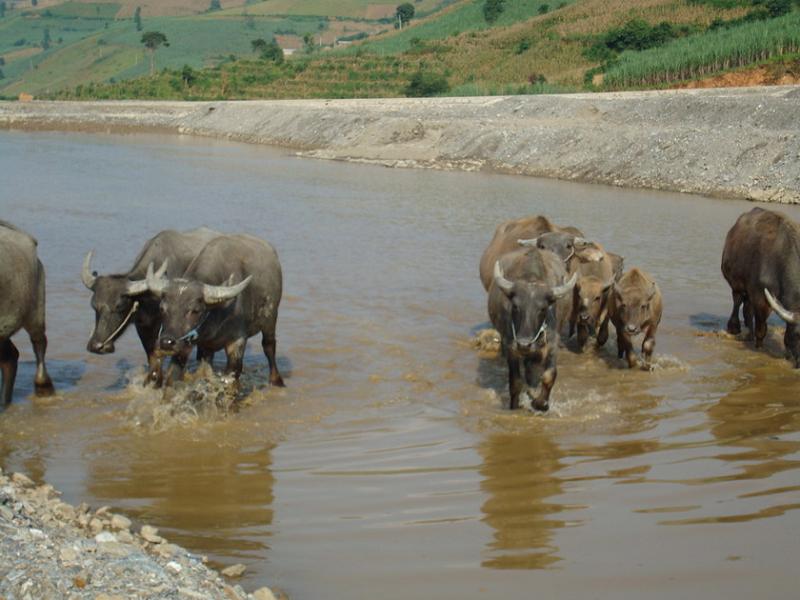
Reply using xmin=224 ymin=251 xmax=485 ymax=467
xmin=478 ymin=431 xmax=568 ymax=569
xmin=85 ymin=432 xmax=275 ymax=564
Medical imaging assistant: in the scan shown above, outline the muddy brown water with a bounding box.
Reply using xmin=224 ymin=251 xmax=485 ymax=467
xmin=1 ymin=130 xmax=799 ymax=599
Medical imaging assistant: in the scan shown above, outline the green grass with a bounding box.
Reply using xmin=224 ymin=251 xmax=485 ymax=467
xmin=215 ymin=0 xmax=451 ymax=18
xmin=35 ymin=2 xmax=122 ymax=20
xmin=602 ymin=9 xmax=800 ymax=87
xmin=343 ymin=0 xmax=573 ymax=55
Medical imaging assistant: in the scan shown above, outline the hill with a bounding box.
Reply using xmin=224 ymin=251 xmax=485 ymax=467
xmin=2 ymin=0 xmax=799 ymax=98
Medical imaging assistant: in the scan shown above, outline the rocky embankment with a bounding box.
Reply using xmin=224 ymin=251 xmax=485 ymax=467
xmin=1 ymin=86 xmax=799 ymax=203
xmin=0 ymin=468 xmax=278 ymax=600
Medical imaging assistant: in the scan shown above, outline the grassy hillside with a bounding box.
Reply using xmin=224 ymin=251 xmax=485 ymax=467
xmin=4 ymin=0 xmax=799 ymax=99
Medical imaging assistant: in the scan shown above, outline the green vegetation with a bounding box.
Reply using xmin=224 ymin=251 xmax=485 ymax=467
xmin=404 ymin=68 xmax=449 ymax=95
xmin=396 ymin=2 xmax=415 ymax=27
xmin=602 ymin=9 xmax=800 ymax=87
xmin=483 ymin=0 xmax=505 ymax=23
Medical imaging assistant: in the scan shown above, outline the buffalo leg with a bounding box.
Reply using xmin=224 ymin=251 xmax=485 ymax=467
xmin=576 ymin=323 xmax=590 ymax=351
xmin=642 ymin=326 xmax=657 ymax=370
xmin=164 ymin=354 xmax=188 ymax=386
xmin=615 ymin=324 xmax=638 ymax=368
xmin=507 ymin=354 xmax=524 ymax=410
xmin=727 ymin=290 xmax=743 ymax=335
xmin=261 ymin=332 xmax=285 ymax=387
xmin=196 ymin=347 xmax=215 ymax=366
xmin=753 ymin=301 xmax=770 ymax=349
xmin=224 ymin=338 xmax=246 ymax=381
xmin=28 ymin=332 xmax=54 ymax=396
xmin=596 ymin=316 xmax=610 ymax=348
xmin=743 ymin=297 xmax=754 ymax=338
xmin=135 ymin=321 xmax=163 ymax=387
xmin=0 ymin=339 xmax=19 ymax=405
xmin=526 ymin=354 xmax=556 ymax=412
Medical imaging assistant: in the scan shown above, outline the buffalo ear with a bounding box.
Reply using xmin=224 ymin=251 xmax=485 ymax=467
xmin=647 ymin=282 xmax=658 ymax=301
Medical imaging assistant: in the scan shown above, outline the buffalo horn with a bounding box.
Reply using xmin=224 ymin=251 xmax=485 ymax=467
xmin=128 ymin=259 xmax=167 ymax=296
xmin=145 ymin=261 xmax=169 ymax=297
xmin=517 ymin=237 xmax=538 ymax=247
xmin=202 ymin=275 xmax=253 ymax=305
xmin=573 ymin=236 xmax=589 ymax=246
xmin=764 ymin=288 xmax=797 ymax=324
xmin=82 ymin=251 xmax=97 ymax=290
xmin=493 ymin=261 xmax=514 ymax=295
xmin=551 ymin=272 xmax=578 ymax=299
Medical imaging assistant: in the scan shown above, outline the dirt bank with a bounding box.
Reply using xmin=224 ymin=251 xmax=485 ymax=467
xmin=1 ymin=86 xmax=799 ymax=203
xmin=0 ymin=468 xmax=280 ymax=599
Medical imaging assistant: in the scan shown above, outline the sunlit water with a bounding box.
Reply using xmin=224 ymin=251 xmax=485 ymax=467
xmin=1 ymin=130 xmax=798 ymax=599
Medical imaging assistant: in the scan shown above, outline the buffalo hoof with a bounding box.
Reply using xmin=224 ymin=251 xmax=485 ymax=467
xmin=34 ymin=381 xmax=55 ymax=396
xmin=726 ymin=320 xmax=741 ymax=335
xmin=270 ymin=374 xmax=286 ymax=388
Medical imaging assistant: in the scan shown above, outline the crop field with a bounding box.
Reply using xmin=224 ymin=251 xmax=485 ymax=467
xmin=215 ymin=0 xmax=453 ymax=19
xmin=602 ymin=10 xmax=800 ymax=88
xmin=33 ymin=1 xmax=122 ymax=19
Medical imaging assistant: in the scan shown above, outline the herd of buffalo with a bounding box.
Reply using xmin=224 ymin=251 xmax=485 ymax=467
xmin=0 ymin=206 xmax=796 ymax=412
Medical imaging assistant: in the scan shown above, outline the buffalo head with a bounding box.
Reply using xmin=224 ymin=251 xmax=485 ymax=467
xmin=575 ymin=275 xmax=615 ymax=329
xmin=147 ymin=264 xmax=252 ymax=357
xmin=82 ymin=251 xmax=163 ymax=354
xmin=518 ymin=232 xmax=603 ymax=264
xmin=612 ymin=280 xmax=658 ymax=336
xmin=765 ymin=288 xmax=800 ymax=368
xmin=494 ymin=261 xmax=576 ymax=358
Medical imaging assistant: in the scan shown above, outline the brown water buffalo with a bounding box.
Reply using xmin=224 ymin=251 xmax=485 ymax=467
xmin=479 ymin=216 xmax=586 ymax=291
xmin=488 ymin=246 xmax=577 ymax=411
xmin=0 ymin=221 xmax=54 ymax=405
xmin=82 ymin=227 xmax=220 ymax=386
xmin=721 ymin=207 xmax=800 ymax=366
xmin=146 ymin=233 xmax=285 ymax=388
xmin=598 ymin=268 xmax=662 ymax=369
xmin=568 ymin=247 xmax=623 ymax=351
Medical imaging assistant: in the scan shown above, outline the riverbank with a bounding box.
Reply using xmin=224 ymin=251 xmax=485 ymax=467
xmin=2 ymin=86 xmax=799 ymax=203
xmin=0 ymin=468 xmax=279 ymax=600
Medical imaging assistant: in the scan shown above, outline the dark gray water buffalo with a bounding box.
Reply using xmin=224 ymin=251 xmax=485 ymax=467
xmin=146 ymin=233 xmax=285 ymax=388
xmin=488 ymin=246 xmax=577 ymax=411
xmin=598 ymin=268 xmax=662 ymax=369
xmin=0 ymin=221 xmax=54 ymax=405
xmin=721 ymin=207 xmax=800 ymax=366
xmin=479 ymin=216 xmax=586 ymax=291
xmin=82 ymin=227 xmax=220 ymax=385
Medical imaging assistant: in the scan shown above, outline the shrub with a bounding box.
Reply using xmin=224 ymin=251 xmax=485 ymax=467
xmin=404 ymin=70 xmax=449 ymax=96
xmin=483 ymin=0 xmax=505 ymax=23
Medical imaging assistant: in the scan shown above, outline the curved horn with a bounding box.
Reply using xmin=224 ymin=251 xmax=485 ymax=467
xmin=493 ymin=261 xmax=514 ymax=295
xmin=573 ymin=236 xmax=589 ymax=246
xmin=82 ymin=251 xmax=97 ymax=290
xmin=517 ymin=237 xmax=538 ymax=247
xmin=202 ymin=275 xmax=253 ymax=305
xmin=127 ymin=259 xmax=168 ymax=296
xmin=145 ymin=261 xmax=169 ymax=298
xmin=551 ymin=272 xmax=578 ymax=299
xmin=765 ymin=288 xmax=797 ymax=324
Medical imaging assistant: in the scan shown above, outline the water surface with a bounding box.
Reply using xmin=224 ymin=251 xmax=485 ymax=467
xmin=1 ymin=131 xmax=798 ymax=599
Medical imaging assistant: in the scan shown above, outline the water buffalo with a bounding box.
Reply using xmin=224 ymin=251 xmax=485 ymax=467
xmin=568 ymin=248 xmax=623 ymax=351
xmin=82 ymin=227 xmax=220 ymax=386
xmin=488 ymin=246 xmax=577 ymax=411
xmin=479 ymin=216 xmax=585 ymax=291
xmin=722 ymin=207 xmax=800 ymax=366
xmin=598 ymin=268 xmax=662 ymax=369
xmin=0 ymin=221 xmax=54 ymax=404
xmin=146 ymin=233 xmax=285 ymax=388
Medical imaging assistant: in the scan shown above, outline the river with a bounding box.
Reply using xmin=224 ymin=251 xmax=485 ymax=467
xmin=1 ymin=130 xmax=798 ymax=599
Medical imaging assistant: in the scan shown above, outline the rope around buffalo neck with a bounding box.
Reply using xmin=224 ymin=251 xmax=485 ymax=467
xmin=511 ymin=316 xmax=547 ymax=345
xmin=177 ymin=312 xmax=210 ymax=344
xmin=100 ymin=301 xmax=139 ymax=347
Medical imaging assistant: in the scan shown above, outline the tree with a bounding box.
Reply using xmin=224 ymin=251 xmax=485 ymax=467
xmin=141 ymin=31 xmax=169 ymax=75
xmin=483 ymin=0 xmax=505 ymax=23
xmin=396 ymin=3 xmax=414 ymax=28
xmin=0 ymin=69 xmax=4 ymax=80
xmin=31 ymin=0 xmax=37 ymax=6
xmin=303 ymin=31 xmax=316 ymax=53
xmin=262 ymin=38 xmax=283 ymax=63
xmin=251 ymin=38 xmax=267 ymax=54
xmin=181 ymin=64 xmax=196 ymax=86
xmin=41 ymin=27 xmax=51 ymax=50
xmin=208 ymin=0 xmax=221 ymax=11
xmin=0 ymin=2 xmax=6 ymax=19
xmin=134 ymin=6 xmax=142 ymax=32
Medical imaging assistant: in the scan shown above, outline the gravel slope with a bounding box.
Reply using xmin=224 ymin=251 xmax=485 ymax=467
xmin=2 ymin=86 xmax=799 ymax=203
